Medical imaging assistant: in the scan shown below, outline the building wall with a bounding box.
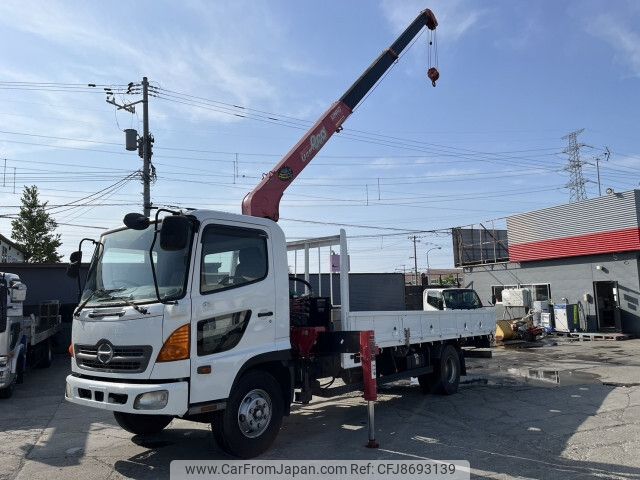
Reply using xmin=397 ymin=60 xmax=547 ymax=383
xmin=507 ymin=190 xmax=640 ymax=262
xmin=0 ymin=239 xmax=25 ymax=263
xmin=463 ymin=252 xmax=640 ymax=335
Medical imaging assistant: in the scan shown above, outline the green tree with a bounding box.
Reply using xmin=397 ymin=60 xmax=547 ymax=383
xmin=11 ymin=185 xmax=62 ymax=263
xmin=441 ymin=274 xmax=458 ymax=286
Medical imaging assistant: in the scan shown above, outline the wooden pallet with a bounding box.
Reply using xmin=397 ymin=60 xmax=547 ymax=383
xmin=551 ymin=331 xmax=633 ymax=341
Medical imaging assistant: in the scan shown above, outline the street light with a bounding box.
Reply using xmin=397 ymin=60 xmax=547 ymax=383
xmin=426 ymin=246 xmax=442 ymax=285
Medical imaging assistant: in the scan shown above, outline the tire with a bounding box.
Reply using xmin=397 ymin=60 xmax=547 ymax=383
xmin=113 ymin=412 xmax=173 ymax=435
xmin=0 ymin=383 xmax=13 ymax=399
xmin=429 ymin=345 xmax=461 ymax=395
xmin=15 ymin=354 xmax=24 ymax=385
xmin=37 ymin=341 xmax=53 ymax=369
xmin=211 ymin=370 xmax=284 ymax=459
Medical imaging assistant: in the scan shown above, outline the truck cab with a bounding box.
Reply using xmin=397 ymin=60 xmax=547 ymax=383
xmin=423 ymin=287 xmax=484 ymax=311
xmin=65 ymin=210 xmax=292 ymax=456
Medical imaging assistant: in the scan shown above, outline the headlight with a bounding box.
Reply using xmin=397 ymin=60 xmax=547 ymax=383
xmin=134 ymin=390 xmax=169 ymax=410
xmin=0 ymin=356 xmax=7 ymax=368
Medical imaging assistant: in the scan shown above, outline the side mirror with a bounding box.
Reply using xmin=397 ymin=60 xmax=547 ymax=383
xmin=160 ymin=215 xmax=191 ymax=251
xmin=67 ymin=250 xmax=82 ymax=278
xmin=123 ymin=212 xmax=150 ymax=230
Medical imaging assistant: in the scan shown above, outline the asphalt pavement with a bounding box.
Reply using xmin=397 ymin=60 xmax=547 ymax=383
xmin=1 ymin=338 xmax=640 ymax=479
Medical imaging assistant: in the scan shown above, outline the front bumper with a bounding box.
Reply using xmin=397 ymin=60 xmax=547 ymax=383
xmin=65 ymin=374 xmax=189 ymax=416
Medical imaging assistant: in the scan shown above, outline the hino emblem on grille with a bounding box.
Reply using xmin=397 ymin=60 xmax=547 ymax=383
xmin=96 ymin=342 xmax=114 ymax=365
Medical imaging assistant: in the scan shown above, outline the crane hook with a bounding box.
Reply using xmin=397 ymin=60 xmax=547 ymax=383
xmin=427 ymin=67 xmax=440 ymax=87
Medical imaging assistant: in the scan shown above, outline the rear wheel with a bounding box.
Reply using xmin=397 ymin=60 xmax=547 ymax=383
xmin=432 ymin=345 xmax=461 ymax=395
xmin=211 ymin=370 xmax=284 ymax=458
xmin=113 ymin=412 xmax=173 ymax=435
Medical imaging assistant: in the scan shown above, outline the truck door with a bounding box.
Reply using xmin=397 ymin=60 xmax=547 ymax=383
xmin=189 ymin=222 xmax=277 ymax=404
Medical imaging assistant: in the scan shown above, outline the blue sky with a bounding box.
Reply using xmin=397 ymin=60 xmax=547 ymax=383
xmin=0 ymin=0 xmax=638 ymax=272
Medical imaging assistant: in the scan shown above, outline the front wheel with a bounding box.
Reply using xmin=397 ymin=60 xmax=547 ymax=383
xmin=212 ymin=370 xmax=284 ymax=458
xmin=113 ymin=412 xmax=173 ymax=435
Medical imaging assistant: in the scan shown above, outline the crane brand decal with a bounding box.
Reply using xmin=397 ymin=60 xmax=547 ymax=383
xmin=300 ymin=126 xmax=328 ymax=163
xmin=330 ymin=105 xmax=344 ymax=122
xmin=277 ymin=166 xmax=294 ymax=181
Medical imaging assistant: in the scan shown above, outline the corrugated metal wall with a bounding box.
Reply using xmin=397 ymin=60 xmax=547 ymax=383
xmin=507 ymin=190 xmax=640 ymax=262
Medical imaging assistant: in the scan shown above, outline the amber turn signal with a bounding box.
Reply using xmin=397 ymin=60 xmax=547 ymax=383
xmin=156 ymin=324 xmax=190 ymax=362
xmin=68 ymin=344 xmax=74 ymax=357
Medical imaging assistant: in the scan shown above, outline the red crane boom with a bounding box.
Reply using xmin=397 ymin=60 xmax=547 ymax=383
xmin=242 ymin=9 xmax=438 ymax=221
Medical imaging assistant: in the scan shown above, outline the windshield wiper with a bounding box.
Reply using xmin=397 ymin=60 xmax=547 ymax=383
xmin=74 ymin=288 xmax=122 ymax=317
xmin=101 ymin=294 xmax=149 ymax=315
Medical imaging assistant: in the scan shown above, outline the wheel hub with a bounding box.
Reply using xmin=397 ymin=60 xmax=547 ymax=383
xmin=445 ymin=356 xmax=457 ymax=383
xmin=237 ymin=389 xmax=272 ymax=438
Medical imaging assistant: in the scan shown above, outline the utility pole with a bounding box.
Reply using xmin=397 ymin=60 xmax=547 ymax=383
xmin=595 ymin=147 xmax=610 ymax=197
xmin=562 ymin=128 xmax=587 ymax=202
xmin=409 ymin=235 xmax=420 ymax=286
xmin=104 ymin=78 xmax=155 ymax=217
xmin=141 ymin=77 xmax=151 ymax=217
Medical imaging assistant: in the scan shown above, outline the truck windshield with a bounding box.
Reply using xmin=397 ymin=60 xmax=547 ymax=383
xmin=443 ymin=289 xmax=483 ymax=310
xmin=81 ymin=224 xmax=192 ymax=307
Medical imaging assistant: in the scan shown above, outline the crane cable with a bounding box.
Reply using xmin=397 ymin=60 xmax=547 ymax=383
xmin=427 ymin=29 xmax=440 ymax=87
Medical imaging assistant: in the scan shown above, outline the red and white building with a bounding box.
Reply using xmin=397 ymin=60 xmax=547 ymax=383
xmin=463 ymin=190 xmax=640 ymax=335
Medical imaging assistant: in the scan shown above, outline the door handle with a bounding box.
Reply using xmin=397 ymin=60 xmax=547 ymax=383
xmin=257 ymin=311 xmax=273 ymax=318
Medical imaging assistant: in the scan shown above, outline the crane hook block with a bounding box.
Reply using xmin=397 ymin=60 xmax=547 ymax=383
xmin=427 ymin=67 xmax=440 ymax=87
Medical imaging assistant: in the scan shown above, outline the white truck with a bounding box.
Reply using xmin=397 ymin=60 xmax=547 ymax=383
xmin=65 ymin=219 xmax=493 ymax=457
xmin=424 ymin=287 xmax=493 ymax=312
xmin=0 ymin=273 xmax=60 ymax=398
xmin=64 ymin=7 xmax=494 ymax=458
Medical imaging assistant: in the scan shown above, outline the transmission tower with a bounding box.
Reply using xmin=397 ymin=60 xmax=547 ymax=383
xmin=562 ymin=128 xmax=587 ymax=202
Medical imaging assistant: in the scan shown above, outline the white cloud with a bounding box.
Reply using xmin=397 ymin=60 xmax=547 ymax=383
xmin=0 ymin=0 xmax=305 ymax=125
xmin=588 ymin=13 xmax=640 ymax=78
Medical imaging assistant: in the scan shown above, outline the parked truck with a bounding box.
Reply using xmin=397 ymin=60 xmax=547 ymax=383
xmin=64 ymin=8 xmax=494 ymax=458
xmin=424 ymin=287 xmax=490 ymax=311
xmin=0 ymin=273 xmax=60 ymax=398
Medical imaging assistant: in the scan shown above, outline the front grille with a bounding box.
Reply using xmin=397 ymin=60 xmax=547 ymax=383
xmin=75 ymin=343 xmax=152 ymax=374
